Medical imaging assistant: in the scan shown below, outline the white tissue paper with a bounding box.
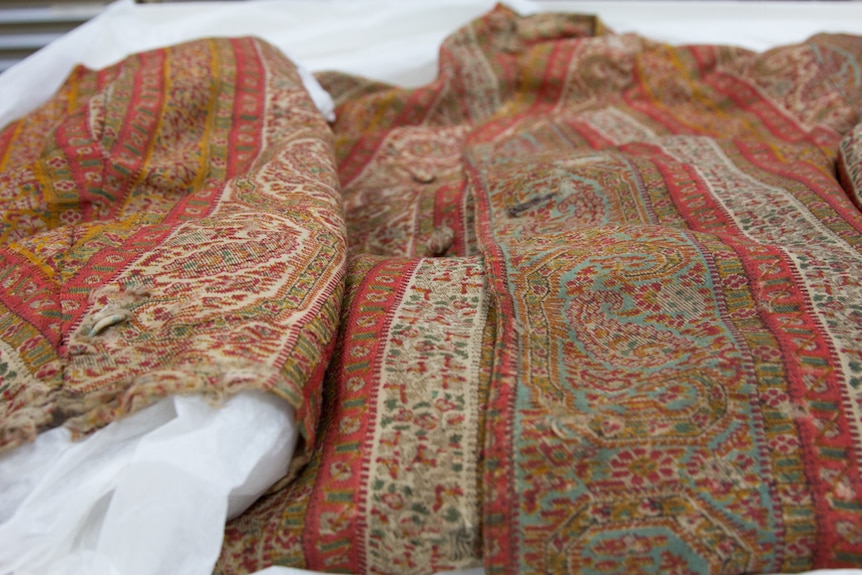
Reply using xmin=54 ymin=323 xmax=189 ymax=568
xmin=0 ymin=392 xmax=297 ymax=575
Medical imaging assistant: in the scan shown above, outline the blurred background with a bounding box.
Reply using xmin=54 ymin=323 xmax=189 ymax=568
xmin=0 ymin=0 xmax=859 ymax=74
xmin=0 ymin=0 xmax=106 ymax=73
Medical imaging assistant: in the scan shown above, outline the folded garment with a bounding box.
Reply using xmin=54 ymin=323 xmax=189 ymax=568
xmin=220 ymin=6 xmax=862 ymax=574
xmin=0 ymin=37 xmax=345 ymax=475
xmin=220 ymin=254 xmax=491 ymax=573
xmin=3 ymin=5 xmax=862 ymax=575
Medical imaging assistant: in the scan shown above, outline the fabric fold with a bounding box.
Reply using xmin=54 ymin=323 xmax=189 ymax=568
xmin=0 ymin=37 xmax=346 ymax=465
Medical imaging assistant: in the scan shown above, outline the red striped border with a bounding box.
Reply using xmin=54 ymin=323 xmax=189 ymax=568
xmin=303 ymin=257 xmax=419 ymax=572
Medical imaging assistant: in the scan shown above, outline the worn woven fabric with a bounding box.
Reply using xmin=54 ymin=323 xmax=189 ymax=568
xmin=219 ymin=254 xmax=490 ymax=573
xmin=4 ymin=6 xmax=862 ymax=575
xmin=220 ymin=6 xmax=862 ymax=575
xmin=462 ymin=19 xmax=862 ymax=574
xmin=840 ymin=123 xmax=862 ymax=210
xmin=0 ymin=37 xmax=346 ymax=463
